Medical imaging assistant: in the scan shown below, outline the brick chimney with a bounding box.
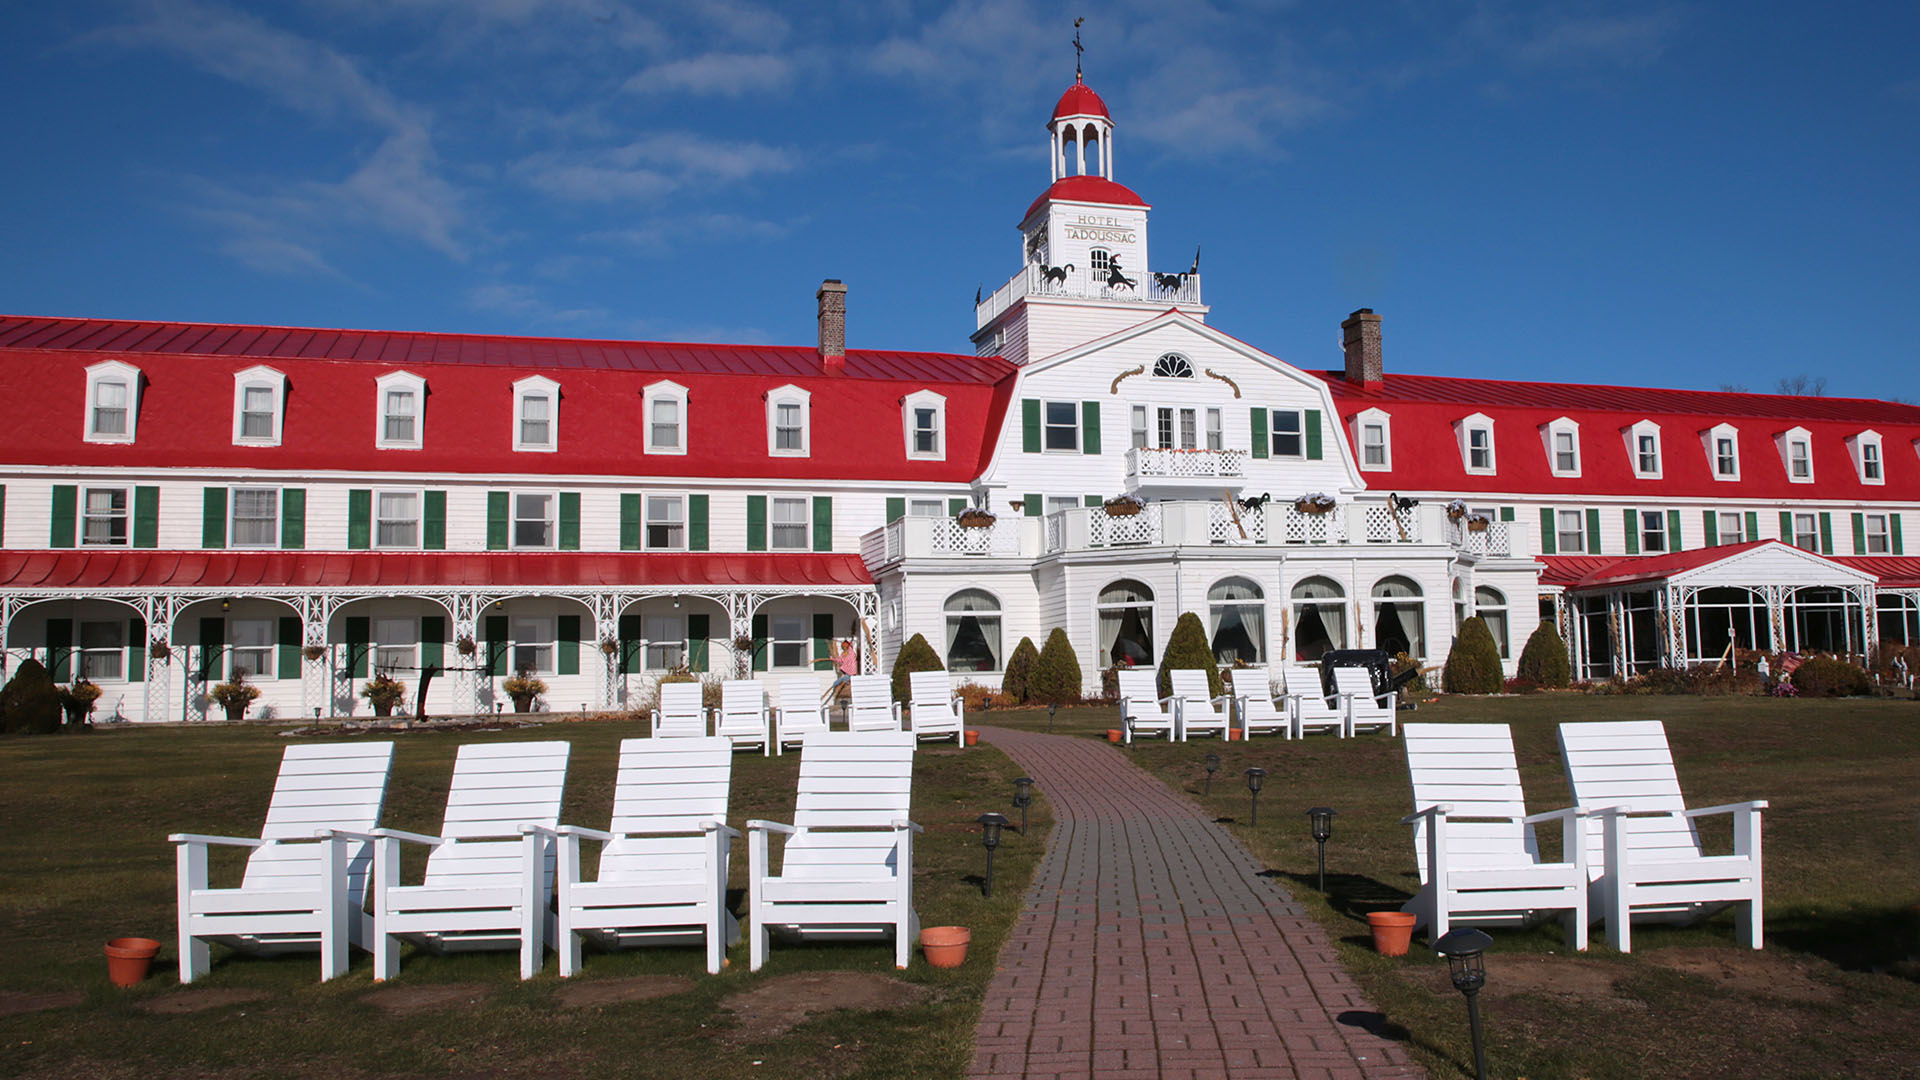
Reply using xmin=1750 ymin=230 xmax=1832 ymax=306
xmin=817 ymin=279 xmax=847 ymax=372
xmin=1341 ymin=308 xmax=1382 ymax=387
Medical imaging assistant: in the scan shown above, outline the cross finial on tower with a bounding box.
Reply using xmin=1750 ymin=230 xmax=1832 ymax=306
xmin=1073 ymin=17 xmax=1084 ymax=80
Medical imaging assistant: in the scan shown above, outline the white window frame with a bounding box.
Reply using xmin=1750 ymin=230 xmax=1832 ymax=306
xmin=1776 ymin=426 xmax=1814 ymax=484
xmin=644 ymin=493 xmax=687 ymax=552
xmin=1130 ymin=405 xmax=1148 ymax=449
xmin=374 ymin=617 xmax=417 ymax=676
xmin=1792 ymin=512 xmax=1819 ymax=551
xmin=1542 ymin=417 xmax=1581 ymax=478
xmin=1864 ymin=513 xmax=1891 ymax=554
xmin=373 ymin=489 xmax=422 ymax=550
xmin=84 ymin=360 xmax=141 ymax=444
xmin=374 ymin=370 xmax=425 ymax=450
xmin=766 ymin=384 xmax=811 ymax=457
xmin=769 ymin=494 xmax=810 ymax=552
xmin=1718 ymin=510 xmax=1747 ymax=544
xmin=78 ymin=619 xmax=126 ymax=681
xmin=230 ymin=618 xmax=274 ymax=681
xmin=510 ymin=615 xmax=555 ymax=676
xmin=1205 ymin=407 xmax=1223 ymax=451
xmin=1625 ymin=420 xmax=1662 ymax=480
xmin=643 ymin=613 xmax=685 ymax=671
xmin=81 ymin=486 xmax=131 ymax=547
xmin=511 ymin=490 xmax=558 ymax=551
xmin=232 ymin=365 xmax=288 ymax=447
xmin=1455 ymin=412 xmax=1495 ymax=475
xmin=907 ymin=498 xmax=946 ymax=518
xmin=1848 ymin=430 xmax=1885 ymax=486
xmin=1271 ymin=409 xmax=1305 ymax=459
xmin=229 ymin=486 xmax=281 ymax=549
xmin=1703 ymin=423 xmax=1741 ymax=481
xmin=1041 ymin=399 xmax=1080 ymax=453
xmin=513 ymin=375 xmax=560 ymax=453
xmin=1557 ymin=508 xmax=1587 ymax=554
xmin=643 ymin=379 xmax=688 ymax=456
xmin=768 ymin=613 xmax=810 ymax=670
xmin=1639 ymin=509 xmax=1668 ymax=553
xmin=902 ymin=389 xmax=947 ymax=461
xmin=1352 ymin=407 xmax=1392 ymax=471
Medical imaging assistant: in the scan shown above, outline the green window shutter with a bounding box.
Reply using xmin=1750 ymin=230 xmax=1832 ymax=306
xmin=127 ymin=618 xmax=145 ymax=684
xmin=1021 ymin=399 xmax=1041 ymax=453
xmin=202 ymin=488 xmax=228 ymax=549
xmin=886 ymin=497 xmax=905 ymax=524
xmin=1851 ymin=512 xmax=1866 ymax=555
xmin=277 ymin=617 xmax=301 ymax=680
xmin=199 ymin=618 xmax=225 ymax=682
xmin=485 ymin=615 xmax=508 ymax=676
xmin=1819 ymin=512 xmax=1834 ymax=555
xmin=620 ymin=494 xmax=641 ymax=550
xmin=49 ymin=485 xmax=75 ymax=548
xmin=345 ymin=617 xmax=369 ymax=679
xmin=812 ymin=495 xmax=833 ymax=551
xmin=46 ymin=618 xmax=72 ymax=682
xmin=752 ymin=613 xmax=768 ymax=672
xmin=1780 ymin=511 xmax=1793 ymax=543
xmin=133 ymin=486 xmax=159 ymax=549
xmin=486 ymin=491 xmax=509 ymax=550
xmin=1622 ymin=509 xmax=1639 ymax=555
xmin=1250 ymin=408 xmax=1269 ymax=459
xmin=1586 ymin=508 xmax=1603 ymax=555
xmin=347 ymin=490 xmax=371 ymax=550
xmin=1306 ymin=409 xmax=1323 ymax=460
xmin=747 ymin=495 xmax=767 ymax=551
xmin=618 ymin=613 xmax=642 ymax=674
xmin=558 ymin=492 xmax=581 ymax=551
xmin=0 ymin=484 xmax=7 ymax=547
xmin=687 ymin=613 xmax=710 ymax=673
xmin=1668 ymin=510 xmax=1684 ymax=552
xmin=421 ymin=616 xmax=445 ymax=672
xmin=1084 ymin=495 xmax=1102 ymax=508
xmin=1500 ymin=506 xmax=1515 ymax=522
xmin=1702 ymin=510 xmax=1718 ymax=547
xmin=689 ymin=494 xmax=709 ymax=552
xmin=1024 ymin=493 xmax=1041 ymax=517
xmin=557 ymin=614 xmax=580 ymax=675
xmin=1081 ymin=401 xmax=1101 ymax=454
xmin=812 ymin=612 xmax=834 ymax=670
xmin=1894 ymin=514 xmax=1905 ymax=555
xmin=281 ymin=488 xmax=306 ymax=550
xmin=1539 ymin=508 xmax=1557 ymax=555
xmin=423 ymin=490 xmax=446 ymax=550
xmin=949 ymin=497 xmax=967 ymax=515
xmin=1746 ymin=511 xmax=1759 ymax=543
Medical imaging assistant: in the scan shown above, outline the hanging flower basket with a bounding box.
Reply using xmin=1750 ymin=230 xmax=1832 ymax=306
xmin=599 ymin=637 xmax=620 ymax=656
xmin=150 ymin=638 xmax=171 ymax=661
xmin=1466 ymin=514 xmax=1491 ymax=533
xmin=1102 ymin=496 xmax=1144 ymax=517
xmin=301 ymin=644 xmax=327 ymax=662
xmin=455 ymin=636 xmax=477 ymax=657
xmin=956 ymin=509 xmax=997 ymax=529
xmin=1293 ymin=493 xmax=1337 ymax=515
xmin=1445 ymin=498 xmax=1469 ymax=522
xmin=732 ymin=634 xmax=756 ymax=653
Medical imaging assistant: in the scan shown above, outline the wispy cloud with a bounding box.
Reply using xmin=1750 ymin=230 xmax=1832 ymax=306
xmin=512 ymin=134 xmax=793 ymax=204
xmin=1510 ymin=10 xmax=1682 ymax=68
xmin=584 ymin=211 xmax=797 ymax=254
xmin=467 ymin=283 xmax=609 ymax=326
xmin=623 ymin=52 xmax=794 ymax=96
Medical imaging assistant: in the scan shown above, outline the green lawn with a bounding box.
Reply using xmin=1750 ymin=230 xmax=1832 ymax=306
xmin=0 ymin=720 xmax=1049 ymax=1080
xmin=990 ymin=695 xmax=1920 ymax=1080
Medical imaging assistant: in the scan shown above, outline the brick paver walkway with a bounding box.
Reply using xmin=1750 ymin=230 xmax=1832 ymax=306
xmin=970 ymin=726 xmax=1423 ymax=1080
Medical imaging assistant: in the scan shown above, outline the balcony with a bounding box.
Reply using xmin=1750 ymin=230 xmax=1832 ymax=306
xmin=1444 ymin=517 xmax=1516 ymax=558
xmin=1125 ymin=447 xmax=1246 ymax=493
xmin=976 ymin=262 xmax=1203 ymax=329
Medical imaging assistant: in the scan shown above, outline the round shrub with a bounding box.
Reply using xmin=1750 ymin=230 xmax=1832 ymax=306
xmin=0 ymin=658 xmax=62 ymax=735
xmin=1029 ymin=627 xmax=1083 ymax=705
xmin=890 ymin=633 xmax=945 ymax=703
xmin=1790 ymin=656 xmax=1872 ymax=697
xmin=1156 ymin=612 xmax=1223 ymax=699
xmin=1517 ymin=621 xmax=1571 ymax=688
xmin=1000 ymin=636 xmax=1040 ymax=704
xmin=1442 ymin=617 xmax=1504 ymax=694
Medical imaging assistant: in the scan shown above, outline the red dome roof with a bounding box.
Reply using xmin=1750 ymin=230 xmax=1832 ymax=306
xmin=1024 ymin=175 xmax=1147 ymax=221
xmin=1051 ymin=78 xmax=1111 ymax=121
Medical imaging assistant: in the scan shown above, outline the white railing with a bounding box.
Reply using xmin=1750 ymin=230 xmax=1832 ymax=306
xmin=1127 ymin=446 xmax=1246 ymax=481
xmin=929 ymin=518 xmax=1021 ymax=557
xmin=1364 ymin=506 xmax=1422 ymax=544
xmin=1445 ymin=518 xmax=1513 ymax=557
xmin=863 ymin=522 xmax=900 ymax=565
xmin=1044 ymin=511 xmax=1066 ymax=554
xmin=1090 ymin=503 xmax=1162 ymax=547
xmin=1282 ymin=506 xmax=1346 ymax=544
xmin=1208 ymin=502 xmax=1265 ymax=544
xmin=976 ymin=263 xmax=1203 ymax=328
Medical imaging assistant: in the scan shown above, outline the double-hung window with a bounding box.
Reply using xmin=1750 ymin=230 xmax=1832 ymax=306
xmin=1793 ymin=513 xmax=1819 ymax=551
xmin=232 ymin=366 xmax=287 ymax=446
xmin=767 ymin=385 xmax=811 ymax=456
xmin=1718 ymin=511 xmax=1747 ymax=544
xmin=1043 ymin=401 xmax=1079 ymax=451
xmin=908 ymin=498 xmax=946 ymax=518
xmin=1362 ymin=423 xmax=1388 ymax=466
xmin=1468 ymin=427 xmax=1492 ymax=470
xmin=375 ymin=491 xmax=420 ymax=548
xmin=1130 ymin=405 xmax=1148 ymax=449
xmin=911 ymin=407 xmax=940 ymax=454
xmin=1640 ymin=510 xmax=1668 ymax=553
xmin=1716 ymin=438 xmax=1737 ymax=476
xmin=84 ymin=361 xmax=140 ymax=443
xmin=769 ymin=614 xmax=808 ymax=669
xmin=1789 ymin=440 xmax=1811 ymax=479
xmin=771 ymin=496 xmax=809 ymax=550
xmin=376 ymin=370 xmax=426 ymax=450
xmin=93 ymin=381 xmax=130 ymax=437
xmin=375 ymin=618 xmax=416 ymax=675
xmin=902 ymin=390 xmax=946 ymax=460
xmin=230 ymin=488 xmax=279 ymax=548
xmin=1865 ymin=514 xmax=1891 ymax=554
xmin=79 ymin=621 xmax=124 ymax=680
xmin=774 ymin=403 xmax=803 ymax=450
xmin=384 ymin=391 xmax=417 ymax=443
xmin=651 ymin=398 xmax=681 ymax=450
xmin=241 ymin=387 xmax=275 ymax=439
xmin=1557 ymin=509 xmax=1587 ymax=554
xmin=643 ymin=381 xmax=688 ymax=455
xmin=231 ymin=619 xmax=273 ymax=680
xmin=511 ymin=616 xmax=553 ymax=675
xmin=82 ymin=488 xmax=129 ymax=546
xmin=1863 ymin=442 xmax=1883 ymax=481
xmin=514 ymin=376 xmax=559 ymax=452
xmin=513 ymin=493 xmax=555 ymax=549
xmin=645 ymin=495 xmax=685 ymax=550
xmin=1636 ymin=434 xmax=1659 ymax=475
xmin=521 ymin=395 xmax=552 ymax=447
xmin=1554 ymin=431 xmax=1578 ymax=472
xmin=1271 ymin=410 xmax=1303 ymax=458
xmin=644 ymin=614 xmax=684 ymax=670
xmin=1205 ymin=408 xmax=1222 ymax=451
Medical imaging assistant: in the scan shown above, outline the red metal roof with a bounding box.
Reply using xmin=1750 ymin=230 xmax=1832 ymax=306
xmin=1834 ymin=555 xmax=1920 ymax=589
xmin=0 ymin=551 xmax=872 ymax=591
xmin=1539 ymin=540 xmax=1889 ymax=591
xmin=1024 ymin=176 xmax=1147 ymax=222
xmin=1535 ymin=556 xmax=1616 ymax=589
xmin=1052 ymin=78 xmax=1111 ymax=121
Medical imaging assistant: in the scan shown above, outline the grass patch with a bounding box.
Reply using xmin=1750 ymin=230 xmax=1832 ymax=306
xmin=0 ymin=721 xmax=1049 ymax=1079
xmin=990 ymin=695 xmax=1920 ymax=1080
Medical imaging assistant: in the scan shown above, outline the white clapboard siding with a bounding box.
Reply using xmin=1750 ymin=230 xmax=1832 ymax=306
xmin=1281 ymin=666 xmax=1345 ymax=737
xmin=1169 ymin=669 xmax=1228 ymax=739
xmin=1117 ymin=669 xmax=1174 ymax=743
xmin=846 ymin=674 xmax=898 ymax=732
xmin=1334 ymin=666 xmax=1396 ymax=736
xmin=1227 ymin=667 xmax=1290 ymax=739
xmin=773 ymin=675 xmax=828 ymax=750
xmin=906 ymin=670 xmax=962 ymax=745
xmin=713 ymin=680 xmax=770 ymax=754
xmin=654 ymin=683 xmax=707 ymax=738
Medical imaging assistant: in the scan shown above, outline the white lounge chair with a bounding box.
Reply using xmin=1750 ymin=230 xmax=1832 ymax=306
xmin=1226 ymin=667 xmax=1291 ymax=739
xmin=846 ymin=674 xmax=900 ymax=732
xmin=773 ymin=674 xmax=830 ymax=754
xmin=1281 ymin=665 xmax=1346 ymax=737
xmin=1399 ymin=723 xmax=1587 ymax=949
xmin=368 ymin=741 xmax=572 ymax=980
xmin=1169 ymin=669 xmax=1230 ymax=740
xmin=1332 ymin=666 xmax=1397 ymax=736
xmin=1558 ymin=720 xmax=1767 ymax=952
xmin=653 ymin=682 xmax=707 ymax=738
xmin=747 ymin=730 xmax=921 ymax=971
xmin=172 ymin=742 xmax=396 ymax=983
xmin=711 ymin=679 xmax=771 ymax=755
xmin=905 ymin=670 xmax=964 ymax=746
xmin=554 ymin=736 xmax=739 ymax=975
xmin=1116 ymin=668 xmax=1175 ymax=744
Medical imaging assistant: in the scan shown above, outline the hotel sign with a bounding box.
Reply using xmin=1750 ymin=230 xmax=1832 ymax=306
xmin=1064 ymin=214 xmax=1135 ymax=245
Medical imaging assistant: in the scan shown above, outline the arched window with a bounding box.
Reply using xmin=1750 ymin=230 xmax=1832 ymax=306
xmin=1474 ymin=586 xmax=1509 ymax=658
xmin=1089 ymin=248 xmax=1111 ymax=276
xmin=1152 ymin=353 xmax=1194 ymax=379
xmin=1290 ymin=577 xmax=1346 ymax=661
xmin=1208 ymin=577 xmax=1265 ymax=665
xmin=944 ymin=589 xmax=1002 ymax=673
xmin=1372 ymin=576 xmax=1426 ymax=659
xmin=1098 ymin=579 xmax=1155 ymax=667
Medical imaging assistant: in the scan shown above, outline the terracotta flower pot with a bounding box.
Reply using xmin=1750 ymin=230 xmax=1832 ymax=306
xmin=105 ymin=937 xmax=160 ymax=987
xmin=920 ymin=926 xmax=971 ymax=969
xmin=223 ymin=702 xmax=246 ymax=722
xmin=511 ymin=695 xmax=533 ymax=713
xmin=1106 ymin=729 xmax=1122 ymax=743
xmin=1366 ymin=912 xmax=1417 ymax=957
xmin=964 ymin=729 xmax=979 ymax=746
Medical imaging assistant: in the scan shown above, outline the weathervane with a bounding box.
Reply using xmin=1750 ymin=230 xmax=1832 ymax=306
xmin=1073 ymin=17 xmax=1085 ymax=79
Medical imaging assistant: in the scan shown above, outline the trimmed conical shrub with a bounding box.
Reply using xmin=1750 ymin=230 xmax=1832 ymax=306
xmin=1442 ymin=617 xmax=1504 ymax=694
xmin=1517 ymin=620 xmax=1571 ymax=688
xmin=0 ymin=658 xmax=62 ymax=735
xmin=1000 ymin=636 xmax=1039 ymax=704
xmin=890 ymin=633 xmax=944 ymax=703
xmin=1029 ymin=628 xmax=1083 ymax=705
xmin=1157 ymin=612 xmax=1223 ymax=699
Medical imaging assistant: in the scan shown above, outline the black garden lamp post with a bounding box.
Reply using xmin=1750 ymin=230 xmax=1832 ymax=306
xmin=1307 ymin=806 xmax=1336 ymax=892
xmin=1011 ymin=777 xmax=1035 ymax=835
xmin=1203 ymin=753 xmax=1221 ymax=796
xmin=1244 ymin=767 xmax=1267 ymax=827
xmin=977 ymin=812 xmax=1009 ymax=898
xmin=1434 ymin=927 xmax=1494 ymax=1080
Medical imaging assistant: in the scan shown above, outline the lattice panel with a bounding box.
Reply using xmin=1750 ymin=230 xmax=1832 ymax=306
xmin=1209 ymin=502 xmax=1265 ymax=544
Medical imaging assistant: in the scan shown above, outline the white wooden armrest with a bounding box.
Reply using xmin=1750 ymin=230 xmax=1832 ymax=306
xmin=1399 ymin=803 xmax=1453 ymax=826
xmin=557 ymin=824 xmax=615 ymax=841
xmin=1522 ymin=806 xmax=1588 ymax=824
xmin=891 ymin=819 xmax=925 ymax=833
xmin=1209 ymin=693 xmax=1234 ymax=708
xmin=1683 ymin=800 xmax=1769 ymax=818
xmin=746 ymin=820 xmax=799 ymax=835
xmin=891 ymin=702 xmax=904 ymax=723
xmin=316 ymin=828 xmax=381 ymax=842
xmin=1156 ymin=694 xmax=1178 ymax=708
xmin=370 ymin=827 xmax=448 ymax=847
xmin=168 ymin=832 xmax=272 ymax=848
xmin=519 ymin=823 xmax=560 ymax=836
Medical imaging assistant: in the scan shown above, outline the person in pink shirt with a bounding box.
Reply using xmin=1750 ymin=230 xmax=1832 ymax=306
xmin=827 ymin=637 xmax=858 ymax=697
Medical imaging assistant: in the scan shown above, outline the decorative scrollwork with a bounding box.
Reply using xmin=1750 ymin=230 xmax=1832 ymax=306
xmin=1203 ymin=367 xmax=1241 ymax=398
xmin=1110 ymin=365 xmax=1145 ymax=394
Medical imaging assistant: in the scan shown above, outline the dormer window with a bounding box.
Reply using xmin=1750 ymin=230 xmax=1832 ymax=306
xmin=767 ymin=385 xmax=811 ymax=457
xmin=1543 ymin=417 xmax=1581 ymax=477
xmin=514 ymin=375 xmax=559 ymax=452
xmin=1848 ymin=430 xmax=1885 ymax=485
xmin=84 ymin=360 xmax=140 ymax=444
xmin=1703 ymin=423 xmax=1740 ymax=480
xmin=375 ymin=370 xmax=425 ymax=450
xmin=1624 ymin=420 xmax=1662 ymax=479
xmin=902 ymin=389 xmax=947 ymax=460
xmin=231 ymin=365 xmax=287 ymax=447
xmin=1152 ymin=353 xmax=1194 ymax=379
xmin=1455 ymin=413 xmax=1495 ymax=474
xmin=1352 ymin=407 xmax=1392 ymax=471
xmin=643 ymin=380 xmax=688 ymax=456
xmin=1776 ymin=426 xmax=1813 ymax=483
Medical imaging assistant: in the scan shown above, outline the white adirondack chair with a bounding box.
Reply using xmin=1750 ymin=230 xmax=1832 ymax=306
xmin=1557 ymin=720 xmax=1767 ymax=952
xmin=846 ymin=673 xmax=900 ymax=732
xmin=1281 ymin=665 xmax=1346 ymax=737
xmin=1226 ymin=667 xmax=1291 ymax=739
xmin=554 ymin=736 xmax=739 ymax=975
xmin=711 ymin=680 xmax=771 ymax=755
xmin=172 ymin=742 xmax=396 ymax=983
xmin=772 ymin=674 xmax=830 ymax=754
xmin=653 ymin=682 xmax=707 ymax=738
xmin=368 ymin=741 xmax=572 ymax=980
xmin=905 ymin=670 xmax=964 ymax=746
xmin=1400 ymin=723 xmax=1588 ymax=949
xmin=747 ymin=730 xmax=921 ymax=971
xmin=1333 ymin=666 xmax=1397 ymax=736
xmin=1116 ymin=668 xmax=1175 ymax=744
xmin=1169 ymin=669 xmax=1230 ymax=740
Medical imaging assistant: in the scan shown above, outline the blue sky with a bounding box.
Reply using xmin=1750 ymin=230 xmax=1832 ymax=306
xmin=3 ymin=1 xmax=1916 ymax=398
